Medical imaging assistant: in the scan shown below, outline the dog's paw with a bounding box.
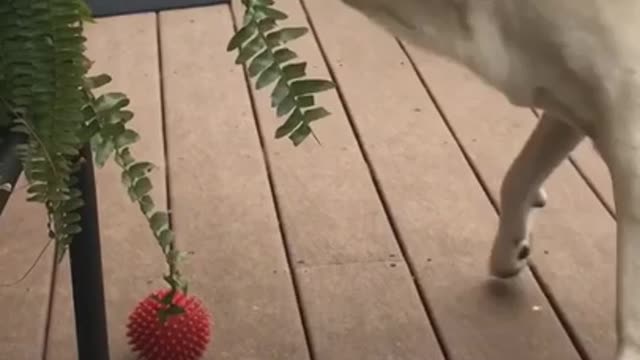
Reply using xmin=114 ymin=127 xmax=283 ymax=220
xmin=617 ymin=356 xmax=640 ymax=360
xmin=616 ymin=346 xmax=640 ymax=360
xmin=532 ymin=188 xmax=547 ymax=208
xmin=489 ymin=236 xmax=530 ymax=278
xmin=616 ymin=354 xmax=640 ymax=360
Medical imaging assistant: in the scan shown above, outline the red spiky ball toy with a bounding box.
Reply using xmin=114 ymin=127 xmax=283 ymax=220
xmin=126 ymin=289 xmax=211 ymax=360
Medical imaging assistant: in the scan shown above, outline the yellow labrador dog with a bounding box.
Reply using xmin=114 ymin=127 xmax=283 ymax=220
xmin=340 ymin=0 xmax=640 ymax=359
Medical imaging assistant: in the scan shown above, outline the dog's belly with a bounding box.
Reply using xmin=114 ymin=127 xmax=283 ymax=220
xmin=343 ymin=0 xmax=540 ymax=108
xmin=342 ymin=0 xmax=640 ymax=140
xmin=342 ymin=0 xmax=552 ymax=109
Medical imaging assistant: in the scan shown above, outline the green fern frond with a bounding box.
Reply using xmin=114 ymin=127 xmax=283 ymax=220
xmin=0 ymin=0 xmax=333 ymax=323
xmin=82 ymin=74 xmax=188 ymax=315
xmin=0 ymin=0 xmax=92 ymax=260
xmin=228 ymin=0 xmax=336 ymax=145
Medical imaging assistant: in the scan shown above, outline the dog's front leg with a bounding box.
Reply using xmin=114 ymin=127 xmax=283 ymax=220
xmin=598 ymin=113 xmax=640 ymax=360
xmin=490 ymin=113 xmax=583 ymax=277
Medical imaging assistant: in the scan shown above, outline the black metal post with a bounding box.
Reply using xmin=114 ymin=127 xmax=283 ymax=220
xmin=0 ymin=132 xmax=24 ymax=215
xmin=68 ymin=144 xmax=110 ymax=360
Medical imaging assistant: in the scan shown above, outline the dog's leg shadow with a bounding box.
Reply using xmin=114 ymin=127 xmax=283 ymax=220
xmin=483 ymin=275 xmax=528 ymax=305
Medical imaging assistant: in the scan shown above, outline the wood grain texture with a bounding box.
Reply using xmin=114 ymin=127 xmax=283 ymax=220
xmin=230 ymin=0 xmax=444 ymax=358
xmin=0 ymin=177 xmax=52 ymax=360
xmin=159 ymin=6 xmax=310 ymax=359
xmin=298 ymin=261 xmax=443 ymax=360
xmin=303 ymin=1 xmax=582 ymax=359
xmin=47 ymin=13 xmax=168 ymax=359
xmin=404 ymin=46 xmax=616 ymax=360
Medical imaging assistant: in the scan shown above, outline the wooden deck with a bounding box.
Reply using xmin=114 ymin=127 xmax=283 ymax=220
xmin=0 ymin=1 xmax=617 ymax=359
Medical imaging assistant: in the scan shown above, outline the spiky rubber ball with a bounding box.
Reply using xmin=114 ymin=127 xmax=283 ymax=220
xmin=126 ymin=289 xmax=211 ymax=360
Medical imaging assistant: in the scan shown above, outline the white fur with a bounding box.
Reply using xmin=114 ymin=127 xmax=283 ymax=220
xmin=341 ymin=0 xmax=640 ymax=358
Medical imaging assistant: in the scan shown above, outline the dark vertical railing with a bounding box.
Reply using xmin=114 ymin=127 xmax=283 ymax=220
xmin=1 ymin=136 xmax=111 ymax=359
xmin=0 ymin=132 xmax=24 ymax=214
xmin=68 ymin=144 xmax=110 ymax=360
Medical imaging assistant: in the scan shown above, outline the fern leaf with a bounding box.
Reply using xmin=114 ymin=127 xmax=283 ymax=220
xmin=253 ymin=5 xmax=288 ymax=20
xmin=289 ymin=123 xmax=311 ymax=145
xmin=297 ymin=95 xmax=314 ymax=108
xmin=256 ymin=63 xmax=280 ymax=89
xmin=273 ymin=48 xmax=297 ymax=63
xmin=226 ymin=22 xmax=257 ymax=51
xmin=303 ymin=106 xmax=330 ymax=122
xmin=275 ymin=109 xmax=303 ymax=138
xmin=265 ymin=27 xmax=307 ymax=46
xmin=0 ymin=0 xmax=93 ymax=259
xmin=228 ymin=0 xmax=336 ymax=145
xmin=271 ymin=77 xmax=289 ymax=106
xmin=276 ymin=96 xmax=296 ymax=117
xmin=234 ymin=35 xmax=265 ymax=64
xmin=247 ymin=50 xmax=274 ymax=77
xmin=81 ymin=75 xmax=189 ymax=306
xmin=290 ymin=79 xmax=335 ymax=95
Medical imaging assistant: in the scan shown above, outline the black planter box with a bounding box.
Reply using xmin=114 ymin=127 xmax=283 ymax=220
xmin=85 ymin=0 xmax=229 ymax=17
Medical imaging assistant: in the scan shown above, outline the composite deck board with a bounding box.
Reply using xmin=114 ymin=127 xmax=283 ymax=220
xmin=230 ymin=1 xmax=445 ymax=359
xmin=404 ymin=48 xmax=617 ymax=360
xmin=47 ymin=14 xmax=169 ymax=359
xmin=0 ymin=178 xmax=52 ymax=360
xmin=304 ymin=1 xmax=581 ymax=359
xmin=571 ymin=142 xmax=614 ymax=213
xmin=297 ymin=261 xmax=445 ymax=360
xmin=158 ymin=7 xmax=310 ymax=359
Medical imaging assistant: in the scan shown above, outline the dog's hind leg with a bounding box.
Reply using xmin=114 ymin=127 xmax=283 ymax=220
xmin=490 ymin=112 xmax=584 ymax=278
xmin=596 ymin=110 xmax=640 ymax=360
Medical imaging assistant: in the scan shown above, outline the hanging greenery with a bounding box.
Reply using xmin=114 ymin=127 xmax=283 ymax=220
xmin=0 ymin=0 xmax=335 ymax=319
xmin=228 ymin=0 xmax=335 ymax=144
